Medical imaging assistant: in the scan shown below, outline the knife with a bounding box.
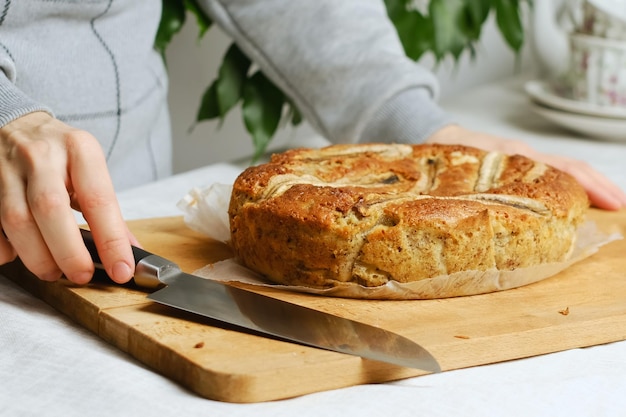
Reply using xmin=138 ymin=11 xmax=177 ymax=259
xmin=81 ymin=229 xmax=440 ymax=372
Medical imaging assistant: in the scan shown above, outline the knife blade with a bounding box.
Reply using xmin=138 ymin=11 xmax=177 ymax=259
xmin=81 ymin=229 xmax=440 ymax=372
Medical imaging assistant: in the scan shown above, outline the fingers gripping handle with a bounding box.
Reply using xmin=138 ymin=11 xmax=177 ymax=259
xmin=79 ymin=228 xmax=152 ymax=267
xmin=80 ymin=229 xmax=176 ymax=289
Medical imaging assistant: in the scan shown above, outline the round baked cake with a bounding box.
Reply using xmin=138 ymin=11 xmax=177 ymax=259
xmin=228 ymin=143 xmax=589 ymax=292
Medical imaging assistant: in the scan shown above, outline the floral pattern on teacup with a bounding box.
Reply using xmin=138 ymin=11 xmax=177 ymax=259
xmin=579 ymin=1 xmax=626 ymax=40
xmin=562 ymin=35 xmax=626 ymax=108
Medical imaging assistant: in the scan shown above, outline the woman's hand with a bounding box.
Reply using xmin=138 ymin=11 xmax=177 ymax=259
xmin=0 ymin=112 xmax=136 ymax=284
xmin=427 ymin=125 xmax=626 ymax=210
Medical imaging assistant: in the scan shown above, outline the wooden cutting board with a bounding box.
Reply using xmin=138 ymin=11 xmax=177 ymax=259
xmin=3 ymin=209 xmax=626 ymax=403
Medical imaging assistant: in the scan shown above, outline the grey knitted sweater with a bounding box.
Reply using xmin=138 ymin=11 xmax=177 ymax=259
xmin=0 ymin=0 xmax=451 ymax=190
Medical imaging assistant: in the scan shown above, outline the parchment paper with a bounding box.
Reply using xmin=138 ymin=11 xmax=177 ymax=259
xmin=177 ymin=184 xmax=622 ymax=300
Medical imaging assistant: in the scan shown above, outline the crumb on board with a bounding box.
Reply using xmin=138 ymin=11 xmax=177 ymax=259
xmin=454 ymin=335 xmax=470 ymax=339
xmin=558 ymin=307 xmax=570 ymax=316
xmin=194 ymin=341 xmax=205 ymax=349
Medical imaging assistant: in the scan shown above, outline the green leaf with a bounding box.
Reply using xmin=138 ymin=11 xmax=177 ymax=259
xmin=282 ymin=95 xmax=302 ymax=127
xmin=195 ymin=80 xmax=221 ymax=122
xmin=429 ymin=0 xmax=469 ymax=60
xmin=242 ymin=72 xmax=285 ymax=161
xmin=216 ymin=44 xmax=252 ymax=116
xmin=289 ymin=103 xmax=303 ymax=127
xmin=183 ymin=0 xmax=213 ymax=39
xmin=384 ymin=0 xmax=410 ymax=21
xmin=460 ymin=0 xmax=491 ymax=41
xmin=494 ymin=0 xmax=524 ymax=52
xmin=468 ymin=0 xmax=492 ymax=24
xmin=385 ymin=0 xmax=433 ymax=60
xmin=155 ymin=0 xmax=187 ymax=56
xmin=397 ymin=11 xmax=433 ymax=61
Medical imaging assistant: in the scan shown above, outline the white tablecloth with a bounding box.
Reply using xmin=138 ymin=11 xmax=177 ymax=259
xmin=2 ymin=76 xmax=626 ymax=417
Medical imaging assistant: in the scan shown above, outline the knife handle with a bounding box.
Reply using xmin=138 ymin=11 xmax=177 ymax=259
xmin=80 ymin=228 xmax=173 ymax=289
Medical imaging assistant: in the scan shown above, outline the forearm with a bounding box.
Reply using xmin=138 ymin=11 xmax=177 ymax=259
xmin=200 ymin=0 xmax=452 ymax=144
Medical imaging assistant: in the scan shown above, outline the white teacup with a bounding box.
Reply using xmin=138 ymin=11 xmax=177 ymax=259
xmin=560 ymin=34 xmax=626 ymax=108
xmin=579 ymin=0 xmax=626 ymax=40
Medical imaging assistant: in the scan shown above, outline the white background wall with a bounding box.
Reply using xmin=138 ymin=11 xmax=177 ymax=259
xmin=165 ymin=11 xmax=537 ymax=173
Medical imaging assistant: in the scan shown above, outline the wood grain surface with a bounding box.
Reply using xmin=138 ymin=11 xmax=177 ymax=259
xmin=3 ymin=209 xmax=626 ymax=403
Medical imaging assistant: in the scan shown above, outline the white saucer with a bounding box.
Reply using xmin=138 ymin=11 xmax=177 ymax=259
xmin=524 ymin=80 xmax=626 ymax=119
xmin=530 ymin=102 xmax=626 ymax=142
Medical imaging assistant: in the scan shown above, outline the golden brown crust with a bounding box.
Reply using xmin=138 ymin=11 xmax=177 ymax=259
xmin=228 ymin=143 xmax=589 ymax=290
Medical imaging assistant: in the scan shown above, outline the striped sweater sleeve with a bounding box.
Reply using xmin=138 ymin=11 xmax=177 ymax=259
xmin=0 ymin=47 xmax=53 ymax=128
